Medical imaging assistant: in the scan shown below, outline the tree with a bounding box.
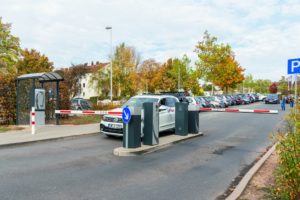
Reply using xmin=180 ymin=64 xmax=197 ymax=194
xmin=269 ymin=82 xmax=278 ymax=94
xmin=212 ymin=56 xmax=245 ymax=93
xmin=152 ymin=58 xmax=176 ymax=92
xmin=55 ymin=64 xmax=88 ymax=98
xmin=243 ymin=74 xmax=255 ymax=93
xmin=138 ymin=59 xmax=161 ymax=93
xmin=171 ymin=55 xmax=192 ymax=91
xmin=194 ymin=31 xmax=232 ymax=82
xmin=89 ymin=64 xmax=110 ymax=97
xmin=238 ymin=76 xmax=271 ymax=94
xmin=277 ymin=76 xmax=288 ymax=95
xmin=16 ymin=48 xmax=54 ymax=75
xmin=112 ymin=43 xmax=140 ymax=97
xmin=195 ymin=31 xmax=244 ymax=93
xmin=0 ymin=73 xmax=16 ymax=124
xmin=0 ymin=18 xmax=21 ymax=74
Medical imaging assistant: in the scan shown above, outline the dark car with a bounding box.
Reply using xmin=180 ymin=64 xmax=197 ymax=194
xmin=71 ymin=98 xmax=92 ymax=110
xmin=245 ymin=94 xmax=255 ymax=103
xmin=225 ymin=95 xmax=236 ymax=105
xmin=196 ymin=96 xmax=211 ymax=108
xmin=237 ymin=94 xmax=250 ymax=104
xmin=265 ymin=94 xmax=279 ymax=104
xmin=232 ymin=94 xmax=243 ymax=105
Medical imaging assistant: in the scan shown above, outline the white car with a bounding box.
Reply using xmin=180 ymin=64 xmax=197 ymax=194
xmin=185 ymin=96 xmax=202 ymax=108
xmin=257 ymin=93 xmax=267 ymax=101
xmin=100 ymin=95 xmax=179 ymax=137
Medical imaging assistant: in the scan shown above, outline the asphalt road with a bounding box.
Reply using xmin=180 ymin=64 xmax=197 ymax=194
xmin=0 ymin=102 xmax=286 ymax=200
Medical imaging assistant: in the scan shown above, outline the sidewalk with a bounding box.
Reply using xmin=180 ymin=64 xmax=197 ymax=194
xmin=0 ymin=123 xmax=100 ymax=147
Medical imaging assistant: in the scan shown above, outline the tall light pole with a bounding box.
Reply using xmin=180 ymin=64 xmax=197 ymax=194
xmin=105 ymin=26 xmax=113 ymax=101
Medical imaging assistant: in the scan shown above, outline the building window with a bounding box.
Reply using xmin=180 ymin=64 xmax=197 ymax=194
xmin=83 ymin=83 xmax=85 ymax=88
xmin=83 ymin=92 xmax=85 ymax=97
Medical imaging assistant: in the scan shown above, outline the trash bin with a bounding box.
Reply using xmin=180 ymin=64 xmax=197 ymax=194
xmin=175 ymin=102 xmax=188 ymax=136
xmin=123 ymin=107 xmax=141 ymax=148
xmin=188 ymin=104 xmax=199 ymax=134
xmin=142 ymin=102 xmax=159 ymax=145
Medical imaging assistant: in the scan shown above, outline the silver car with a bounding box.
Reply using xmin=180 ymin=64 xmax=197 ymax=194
xmin=100 ymin=95 xmax=179 ymax=137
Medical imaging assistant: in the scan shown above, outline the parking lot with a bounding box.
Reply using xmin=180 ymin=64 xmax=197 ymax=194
xmin=0 ymin=102 xmax=284 ymax=200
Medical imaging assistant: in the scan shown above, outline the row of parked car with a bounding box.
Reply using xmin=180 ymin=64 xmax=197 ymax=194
xmin=185 ymin=93 xmax=266 ymax=108
xmin=99 ymin=93 xmax=267 ymax=137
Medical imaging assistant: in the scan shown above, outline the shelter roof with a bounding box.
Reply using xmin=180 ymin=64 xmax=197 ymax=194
xmin=17 ymin=72 xmax=64 ymax=82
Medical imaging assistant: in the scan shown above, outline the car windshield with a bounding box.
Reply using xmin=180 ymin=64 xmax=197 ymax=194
xmin=267 ymin=94 xmax=278 ymax=99
xmin=195 ymin=97 xmax=203 ymax=103
xmin=123 ymin=97 xmax=159 ymax=107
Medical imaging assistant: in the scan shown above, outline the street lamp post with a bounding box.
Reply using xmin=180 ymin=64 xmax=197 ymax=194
xmin=105 ymin=26 xmax=113 ymax=101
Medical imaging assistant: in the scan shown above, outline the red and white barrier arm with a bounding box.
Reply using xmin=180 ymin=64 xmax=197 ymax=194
xmin=55 ymin=110 xmax=123 ymax=115
xmin=31 ymin=107 xmax=35 ymax=135
xmin=199 ymin=108 xmax=278 ymax=114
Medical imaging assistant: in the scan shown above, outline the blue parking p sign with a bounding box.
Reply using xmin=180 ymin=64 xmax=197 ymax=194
xmin=122 ymin=107 xmax=131 ymax=123
xmin=288 ymin=58 xmax=300 ymax=74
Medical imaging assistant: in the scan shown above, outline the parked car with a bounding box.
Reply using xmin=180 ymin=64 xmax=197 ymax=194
xmin=211 ymin=96 xmax=227 ymax=108
xmin=185 ymin=96 xmax=202 ymax=108
xmin=100 ymin=95 xmax=179 ymax=137
xmin=257 ymin=93 xmax=267 ymax=101
xmin=202 ymin=96 xmax=221 ymax=108
xmin=245 ymin=94 xmax=255 ymax=103
xmin=225 ymin=95 xmax=236 ymax=105
xmin=159 ymin=91 xmax=189 ymax=103
xmin=232 ymin=94 xmax=243 ymax=105
xmin=265 ymin=94 xmax=280 ymax=104
xmin=71 ymin=98 xmax=91 ymax=110
xmin=218 ymin=95 xmax=231 ymax=107
xmin=237 ymin=94 xmax=250 ymax=104
xmin=252 ymin=93 xmax=259 ymax=102
xmin=195 ymin=96 xmax=212 ymax=108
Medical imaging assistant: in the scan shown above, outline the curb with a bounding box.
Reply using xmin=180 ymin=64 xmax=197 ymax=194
xmin=113 ymin=132 xmax=204 ymax=156
xmin=0 ymin=132 xmax=99 ymax=149
xmin=225 ymin=142 xmax=277 ymax=200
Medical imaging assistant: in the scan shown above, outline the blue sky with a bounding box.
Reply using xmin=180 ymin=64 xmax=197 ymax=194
xmin=1 ymin=0 xmax=300 ymax=81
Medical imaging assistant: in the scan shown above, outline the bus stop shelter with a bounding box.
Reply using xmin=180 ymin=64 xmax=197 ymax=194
xmin=16 ymin=72 xmax=64 ymax=125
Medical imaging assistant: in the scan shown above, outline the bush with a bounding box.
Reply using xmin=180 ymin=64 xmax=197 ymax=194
xmin=92 ymin=102 xmax=120 ymax=111
xmin=271 ymin=106 xmax=300 ymax=199
xmin=0 ymin=74 xmax=16 ymax=125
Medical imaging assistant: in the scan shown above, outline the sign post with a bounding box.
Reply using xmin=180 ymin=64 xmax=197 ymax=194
xmin=288 ymin=58 xmax=300 ymax=110
xmin=122 ymin=107 xmax=131 ymax=149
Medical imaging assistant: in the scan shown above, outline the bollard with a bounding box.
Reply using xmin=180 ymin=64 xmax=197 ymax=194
xmin=31 ymin=107 xmax=35 ymax=135
xmin=142 ymin=102 xmax=159 ymax=145
xmin=123 ymin=107 xmax=141 ymax=148
xmin=188 ymin=104 xmax=200 ymax=134
xmin=175 ymin=102 xmax=188 ymax=136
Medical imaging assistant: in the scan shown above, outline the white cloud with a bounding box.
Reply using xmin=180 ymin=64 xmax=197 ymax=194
xmin=0 ymin=0 xmax=299 ymax=80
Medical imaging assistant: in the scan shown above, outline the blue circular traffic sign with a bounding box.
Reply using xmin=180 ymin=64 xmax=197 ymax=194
xmin=122 ymin=107 xmax=131 ymax=123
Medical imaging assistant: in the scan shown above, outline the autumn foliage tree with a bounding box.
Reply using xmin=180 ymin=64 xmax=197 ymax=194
xmin=213 ymin=56 xmax=245 ymax=93
xmin=138 ymin=59 xmax=161 ymax=93
xmin=16 ymin=48 xmax=54 ymax=75
xmin=112 ymin=43 xmax=140 ymax=97
xmin=0 ymin=73 xmax=16 ymax=124
xmin=269 ymin=82 xmax=278 ymax=94
xmin=0 ymin=18 xmax=21 ymax=75
xmin=55 ymin=64 xmax=88 ymax=98
xmin=0 ymin=18 xmax=21 ymax=124
xmin=195 ymin=31 xmax=244 ymax=93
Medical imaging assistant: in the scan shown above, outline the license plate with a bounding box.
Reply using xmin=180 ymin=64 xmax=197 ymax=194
xmin=108 ymin=124 xmax=122 ymax=129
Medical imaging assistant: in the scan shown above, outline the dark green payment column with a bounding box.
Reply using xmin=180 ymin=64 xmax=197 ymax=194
xmin=175 ymin=102 xmax=188 ymax=136
xmin=123 ymin=107 xmax=141 ymax=148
